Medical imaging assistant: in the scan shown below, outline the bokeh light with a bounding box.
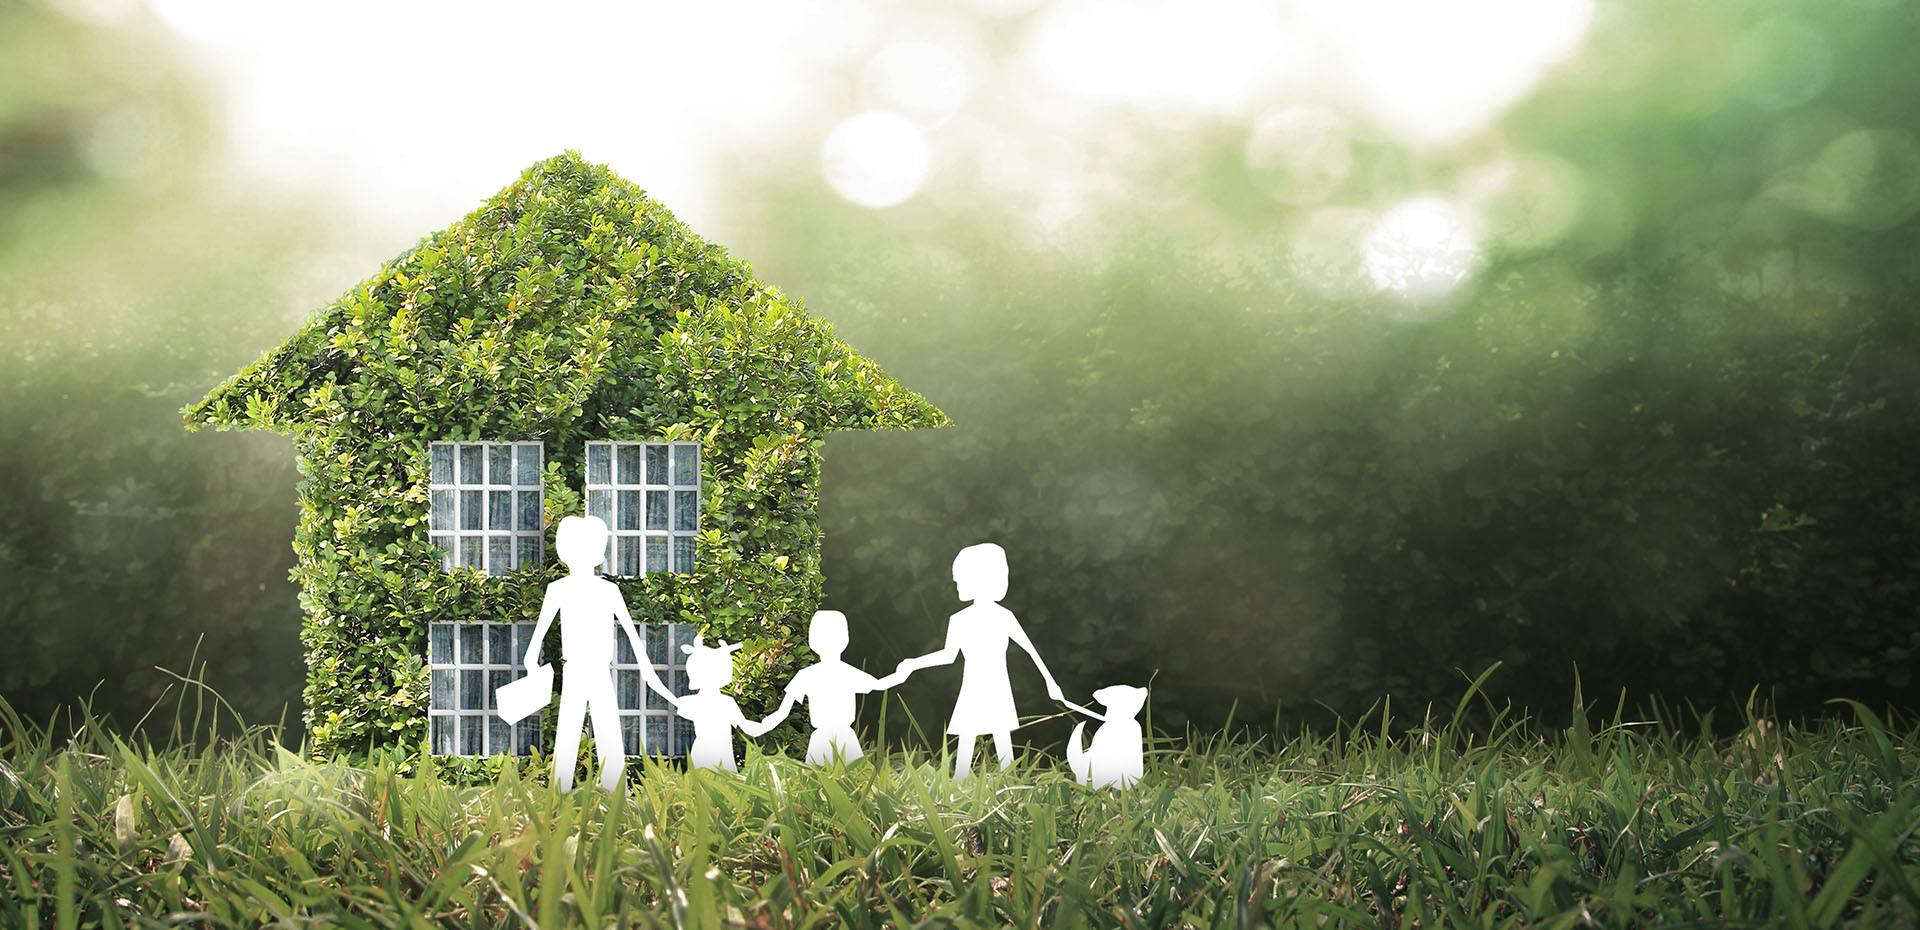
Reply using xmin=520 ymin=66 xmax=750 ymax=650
xmin=821 ymin=111 xmax=933 ymax=208
xmin=1363 ymin=197 xmax=1481 ymax=302
xmin=1244 ymin=106 xmax=1354 ymax=206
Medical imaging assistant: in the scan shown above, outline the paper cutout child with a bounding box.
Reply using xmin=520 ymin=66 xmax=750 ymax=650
xmin=520 ymin=514 xmax=677 ymax=790
xmin=757 ymin=610 xmax=909 ymax=764
xmin=1063 ymin=684 xmax=1148 ymax=789
xmin=894 ymin=542 xmax=1063 ymax=780
xmin=676 ymin=634 xmax=773 ymax=771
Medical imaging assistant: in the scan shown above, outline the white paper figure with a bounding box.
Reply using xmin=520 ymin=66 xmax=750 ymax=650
xmin=893 ymin=542 xmax=1062 ymax=780
xmin=517 ymin=514 xmax=677 ymax=790
xmin=757 ymin=610 xmax=909 ymax=764
xmin=1064 ymin=684 xmax=1147 ymax=789
xmin=676 ymin=634 xmax=772 ymax=771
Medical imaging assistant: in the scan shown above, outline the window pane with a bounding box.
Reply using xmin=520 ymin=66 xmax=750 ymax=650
xmin=460 ymin=536 xmax=483 ymax=569
xmin=623 ymin=716 xmax=642 ymax=756
xmin=490 ymin=669 xmax=513 ymax=708
xmin=617 ymin=444 xmax=642 ymax=484
xmin=461 ymin=670 xmax=485 ymax=710
xmin=515 ymin=623 xmax=535 ymax=661
xmin=489 ymin=445 xmax=512 ymax=486
xmin=518 ymin=536 xmax=541 ymax=570
xmin=489 ymin=536 xmax=511 ymax=575
xmin=430 ymin=624 xmax=453 ymax=664
xmin=645 ymin=716 xmax=667 ymax=754
xmin=645 ymin=624 xmax=667 ymax=665
xmin=618 ymin=669 xmax=640 ymax=709
xmin=646 ymin=679 xmax=670 ymax=711
xmin=618 ymin=490 xmax=641 ymax=531
xmin=645 ymin=492 xmax=667 ymax=531
xmin=515 ymin=719 xmax=541 ymax=755
xmin=460 ymin=624 xmax=484 ymax=663
xmin=673 ymin=444 xmax=697 ymax=486
xmin=489 ymin=717 xmax=512 ymax=756
xmin=430 ymin=490 xmax=454 ymax=532
xmin=460 ymin=445 xmax=483 ymax=485
xmin=674 ymin=491 xmax=697 ymax=532
xmin=670 ymin=668 xmax=690 ymax=697
xmin=432 ymin=716 xmax=454 ymax=756
xmin=431 ymin=444 xmax=454 ymax=485
xmin=673 ymin=536 xmax=695 ymax=574
xmin=646 ymin=536 xmax=667 ymax=573
xmin=617 ymin=537 xmax=641 ymax=577
xmin=516 ymin=444 xmax=540 ymax=486
xmin=588 ymin=489 xmax=613 ymax=524
xmin=616 ymin=631 xmax=636 ymax=666
xmin=588 ymin=443 xmax=611 ymax=486
xmin=518 ymin=491 xmax=540 ymax=532
xmin=647 ymin=445 xmax=669 ymax=485
xmin=461 ymin=491 xmax=483 ymax=531
xmin=487 ymin=625 xmax=511 ymax=664
xmin=672 ymin=625 xmax=696 ymax=658
xmin=433 ymin=536 xmax=455 ymax=571
xmin=490 ymin=491 xmax=513 ymax=530
xmin=460 ymin=715 xmax=483 ymax=756
xmin=431 ymin=670 xmax=454 ymax=709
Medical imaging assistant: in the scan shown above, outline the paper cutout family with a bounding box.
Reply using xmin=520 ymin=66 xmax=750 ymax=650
xmin=496 ymin=515 xmax=1144 ymax=789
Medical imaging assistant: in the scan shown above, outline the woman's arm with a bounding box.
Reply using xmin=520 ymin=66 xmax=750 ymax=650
xmin=1006 ymin=612 xmax=1063 ymax=701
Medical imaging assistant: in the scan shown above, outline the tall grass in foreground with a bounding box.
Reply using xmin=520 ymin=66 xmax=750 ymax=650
xmin=1 ymin=680 xmax=1915 ymax=929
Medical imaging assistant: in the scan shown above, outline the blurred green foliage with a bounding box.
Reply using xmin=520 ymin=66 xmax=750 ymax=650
xmin=3 ymin=0 xmax=1918 ymax=747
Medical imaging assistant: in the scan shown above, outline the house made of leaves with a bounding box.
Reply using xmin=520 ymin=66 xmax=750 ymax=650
xmin=186 ymin=152 xmax=948 ymax=761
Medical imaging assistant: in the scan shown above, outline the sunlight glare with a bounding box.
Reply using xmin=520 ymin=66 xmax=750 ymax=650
xmin=1363 ymin=197 xmax=1481 ymax=301
xmin=821 ymin=111 xmax=933 ymax=208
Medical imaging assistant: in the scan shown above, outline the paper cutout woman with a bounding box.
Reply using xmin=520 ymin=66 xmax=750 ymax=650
xmin=758 ymin=610 xmax=910 ymax=764
xmin=894 ymin=542 xmax=1063 ymax=780
xmin=520 ymin=514 xmax=677 ymax=790
xmin=676 ymin=634 xmax=773 ymax=771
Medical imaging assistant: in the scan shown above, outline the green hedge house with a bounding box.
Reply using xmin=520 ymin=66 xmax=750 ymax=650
xmin=185 ymin=152 xmax=948 ymax=762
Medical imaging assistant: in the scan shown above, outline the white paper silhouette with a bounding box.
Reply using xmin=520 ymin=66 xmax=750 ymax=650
xmin=515 ymin=514 xmax=677 ymax=790
xmin=675 ymin=634 xmax=772 ymax=771
xmin=893 ymin=543 xmax=1062 ymax=780
xmin=1064 ymin=684 xmax=1147 ymax=789
xmin=495 ymin=662 xmax=553 ymax=725
xmin=757 ymin=610 xmax=909 ymax=764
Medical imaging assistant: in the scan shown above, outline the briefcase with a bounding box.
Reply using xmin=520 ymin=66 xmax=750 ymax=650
xmin=495 ymin=663 xmax=553 ymax=725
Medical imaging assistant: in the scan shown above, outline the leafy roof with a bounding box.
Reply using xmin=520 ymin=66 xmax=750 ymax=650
xmin=185 ymin=151 xmax=948 ymax=437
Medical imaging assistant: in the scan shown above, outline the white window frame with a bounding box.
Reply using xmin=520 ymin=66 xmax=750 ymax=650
xmin=428 ymin=441 xmax=544 ymax=575
xmin=428 ymin=620 xmax=544 ymax=757
xmin=583 ymin=441 xmax=700 ymax=578
xmin=612 ymin=621 xmax=698 ymax=758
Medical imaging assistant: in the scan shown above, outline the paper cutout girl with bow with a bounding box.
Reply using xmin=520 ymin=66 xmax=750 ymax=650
xmin=676 ymin=634 xmax=774 ymax=771
xmin=757 ymin=610 xmax=910 ymax=764
xmin=517 ymin=515 xmax=679 ymax=790
xmin=893 ymin=542 xmax=1063 ymax=780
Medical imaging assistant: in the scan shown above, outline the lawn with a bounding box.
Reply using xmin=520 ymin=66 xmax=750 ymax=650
xmin=2 ymin=682 xmax=1915 ymax=929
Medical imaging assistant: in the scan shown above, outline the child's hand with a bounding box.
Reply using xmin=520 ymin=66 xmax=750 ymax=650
xmin=894 ymin=658 xmax=916 ymax=676
xmin=745 ymin=718 xmax=774 ymax=738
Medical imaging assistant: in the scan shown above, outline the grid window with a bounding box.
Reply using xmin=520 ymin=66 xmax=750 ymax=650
xmin=612 ymin=622 xmax=698 ymax=757
xmin=584 ymin=442 xmax=699 ymax=577
xmin=429 ymin=441 xmax=544 ymax=575
xmin=428 ymin=621 xmax=545 ymax=757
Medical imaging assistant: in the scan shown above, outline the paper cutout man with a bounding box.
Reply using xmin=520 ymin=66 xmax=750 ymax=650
xmin=676 ymin=634 xmax=773 ymax=771
xmin=1064 ymin=684 xmax=1147 ymax=789
xmin=518 ymin=514 xmax=677 ymax=790
xmin=893 ymin=542 xmax=1063 ymax=780
xmin=757 ymin=610 xmax=909 ymax=764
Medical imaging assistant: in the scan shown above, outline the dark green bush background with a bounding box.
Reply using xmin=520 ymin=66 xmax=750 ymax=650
xmin=4 ymin=0 xmax=1917 ymax=747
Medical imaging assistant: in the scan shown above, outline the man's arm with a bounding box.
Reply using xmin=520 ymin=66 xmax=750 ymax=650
xmin=613 ymin=590 xmax=679 ymax=707
xmin=523 ymin=583 xmax=559 ymax=668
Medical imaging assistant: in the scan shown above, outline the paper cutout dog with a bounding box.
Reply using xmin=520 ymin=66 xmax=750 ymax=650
xmin=1064 ymin=684 xmax=1147 ymax=789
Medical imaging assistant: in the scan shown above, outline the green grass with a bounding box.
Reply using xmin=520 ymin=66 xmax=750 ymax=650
xmin=1 ymin=679 xmax=1915 ymax=929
